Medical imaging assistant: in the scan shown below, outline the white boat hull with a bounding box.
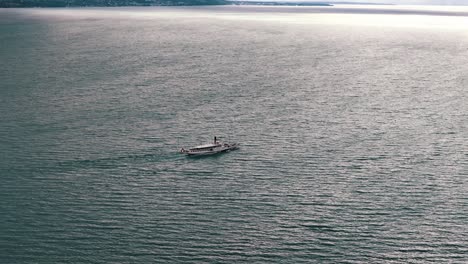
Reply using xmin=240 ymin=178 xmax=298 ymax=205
xmin=181 ymin=143 xmax=239 ymax=156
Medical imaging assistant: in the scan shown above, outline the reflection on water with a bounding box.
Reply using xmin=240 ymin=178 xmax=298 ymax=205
xmin=3 ymin=5 xmax=468 ymax=29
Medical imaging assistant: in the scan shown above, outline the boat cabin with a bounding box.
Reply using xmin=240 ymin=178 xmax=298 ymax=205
xmin=189 ymin=143 xmax=220 ymax=152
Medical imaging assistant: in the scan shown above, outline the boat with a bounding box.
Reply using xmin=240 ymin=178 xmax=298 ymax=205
xmin=180 ymin=137 xmax=239 ymax=156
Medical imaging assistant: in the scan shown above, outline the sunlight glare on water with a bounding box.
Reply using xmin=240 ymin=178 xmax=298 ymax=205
xmin=12 ymin=5 xmax=468 ymax=30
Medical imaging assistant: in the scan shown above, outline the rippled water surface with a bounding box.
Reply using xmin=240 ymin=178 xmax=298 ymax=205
xmin=1 ymin=6 xmax=468 ymax=263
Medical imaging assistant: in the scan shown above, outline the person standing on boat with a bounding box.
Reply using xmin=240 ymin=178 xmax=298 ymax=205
xmin=214 ymin=136 xmax=217 ymax=144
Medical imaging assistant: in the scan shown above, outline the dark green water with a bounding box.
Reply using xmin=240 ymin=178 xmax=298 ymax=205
xmin=1 ymin=6 xmax=468 ymax=263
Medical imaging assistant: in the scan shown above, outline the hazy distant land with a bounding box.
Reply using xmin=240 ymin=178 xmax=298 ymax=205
xmin=0 ymin=0 xmax=397 ymax=7
xmin=0 ymin=0 xmax=227 ymax=7
xmin=230 ymin=1 xmax=333 ymax=6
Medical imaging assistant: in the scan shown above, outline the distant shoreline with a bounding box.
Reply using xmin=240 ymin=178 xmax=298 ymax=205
xmin=0 ymin=0 xmax=227 ymax=8
xmin=0 ymin=1 xmax=398 ymax=8
xmin=229 ymin=1 xmax=333 ymax=6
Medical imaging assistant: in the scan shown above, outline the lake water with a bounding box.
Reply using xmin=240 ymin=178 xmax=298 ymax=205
xmin=1 ymin=5 xmax=467 ymax=263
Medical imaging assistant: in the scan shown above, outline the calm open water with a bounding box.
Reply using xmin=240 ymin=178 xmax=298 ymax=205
xmin=1 ymin=5 xmax=468 ymax=263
